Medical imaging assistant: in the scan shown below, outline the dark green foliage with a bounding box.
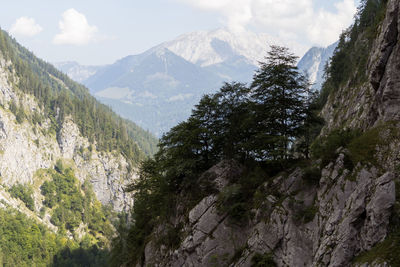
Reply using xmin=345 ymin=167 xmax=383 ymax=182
xmin=347 ymin=126 xmax=382 ymax=165
xmin=52 ymin=241 xmax=110 ymax=267
xmin=303 ymin=166 xmax=322 ymax=185
xmin=217 ymin=184 xmax=248 ymax=223
xmin=311 ymin=129 xmax=360 ymax=168
xmin=293 ymin=203 xmax=318 ymax=224
xmin=0 ymin=207 xmax=109 ymax=267
xmin=318 ymin=0 xmax=388 ymax=107
xmin=157 ymin=224 xmax=183 ymax=250
xmin=0 ymin=208 xmax=60 ymax=266
xmin=217 ymin=164 xmax=269 ymax=224
xmin=0 ymin=29 xmax=158 ymax=164
xmin=9 ymin=183 xmax=35 ymax=211
xmin=297 ymin=91 xmax=325 ymax=159
xmin=8 ymin=100 xmax=26 ymax=124
xmin=348 ymin=122 xmax=398 ymax=167
xmin=110 ymin=159 xmax=174 ymax=266
xmin=312 ymin=123 xmax=398 ymax=173
xmin=353 ymin=229 xmax=400 ymax=266
xmin=250 ymin=46 xmax=311 ymax=160
xmin=251 ymin=252 xmax=276 ymax=267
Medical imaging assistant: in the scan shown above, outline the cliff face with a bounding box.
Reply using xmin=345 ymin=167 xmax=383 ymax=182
xmin=0 ymin=52 xmax=135 ymax=216
xmin=140 ymin=1 xmax=400 ymax=266
xmin=321 ymin=0 xmax=400 ymax=132
xmin=142 ymin=156 xmax=396 ymax=266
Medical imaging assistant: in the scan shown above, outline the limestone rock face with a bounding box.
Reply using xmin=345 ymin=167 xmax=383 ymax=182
xmin=0 ymin=52 xmax=135 ymax=214
xmin=369 ymin=0 xmax=400 ymax=124
xmin=321 ymin=0 xmax=400 ymax=132
xmin=142 ymin=153 xmax=396 ymax=267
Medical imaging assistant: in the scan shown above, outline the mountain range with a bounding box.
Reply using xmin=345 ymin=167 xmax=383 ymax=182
xmin=55 ymin=29 xmax=336 ymax=136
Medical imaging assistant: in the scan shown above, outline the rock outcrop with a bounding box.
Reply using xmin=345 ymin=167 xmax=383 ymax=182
xmin=0 ymin=51 xmax=135 ymax=214
xmin=321 ymin=0 xmax=400 ymax=132
xmin=369 ymin=0 xmax=400 ymax=124
xmin=142 ymin=153 xmax=396 ymax=266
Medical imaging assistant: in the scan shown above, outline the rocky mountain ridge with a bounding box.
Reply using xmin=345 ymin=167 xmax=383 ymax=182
xmin=137 ymin=0 xmax=400 ymax=266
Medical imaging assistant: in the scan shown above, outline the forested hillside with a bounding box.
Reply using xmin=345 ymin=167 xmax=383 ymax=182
xmin=0 ymin=29 xmax=158 ymax=160
xmin=0 ymin=28 xmax=158 ymax=266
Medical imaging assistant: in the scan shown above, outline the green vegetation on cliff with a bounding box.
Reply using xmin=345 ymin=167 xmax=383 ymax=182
xmin=0 ymin=206 xmax=109 ymax=267
xmin=0 ymin=161 xmax=117 ymax=266
xmin=39 ymin=161 xmax=115 ymax=239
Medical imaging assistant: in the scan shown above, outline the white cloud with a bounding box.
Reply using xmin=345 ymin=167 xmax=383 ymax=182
xmin=10 ymin=17 xmax=42 ymax=37
xmin=53 ymin=8 xmax=98 ymax=46
xmin=177 ymin=0 xmax=357 ymax=47
xmin=167 ymin=93 xmax=193 ymax=102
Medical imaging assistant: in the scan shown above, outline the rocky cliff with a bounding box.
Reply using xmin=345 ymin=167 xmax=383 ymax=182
xmin=0 ymin=55 xmax=135 ymax=214
xmin=140 ymin=0 xmax=400 ymax=266
xmin=0 ymin=41 xmax=143 ymax=245
xmin=321 ymin=0 xmax=400 ymax=132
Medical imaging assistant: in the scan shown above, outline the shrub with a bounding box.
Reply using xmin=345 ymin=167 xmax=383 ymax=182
xmin=311 ymin=129 xmax=360 ymax=168
xmin=9 ymin=184 xmax=35 ymax=211
xmin=217 ymin=184 xmax=248 ymax=223
xmin=303 ymin=166 xmax=322 ymax=185
xmin=157 ymin=223 xmax=183 ymax=250
xmin=251 ymin=252 xmax=276 ymax=267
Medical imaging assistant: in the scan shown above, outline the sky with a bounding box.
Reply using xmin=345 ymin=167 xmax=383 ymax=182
xmin=0 ymin=0 xmax=360 ymax=65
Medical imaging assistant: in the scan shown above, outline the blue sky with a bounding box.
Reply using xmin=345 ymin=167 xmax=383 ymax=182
xmin=1 ymin=0 xmax=360 ymax=65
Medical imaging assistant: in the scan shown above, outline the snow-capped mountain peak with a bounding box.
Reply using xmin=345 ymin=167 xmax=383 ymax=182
xmin=157 ymin=28 xmax=303 ymax=67
xmin=297 ymin=41 xmax=338 ymax=90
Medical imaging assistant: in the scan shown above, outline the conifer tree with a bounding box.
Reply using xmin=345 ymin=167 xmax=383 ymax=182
xmin=250 ymin=45 xmax=309 ymax=160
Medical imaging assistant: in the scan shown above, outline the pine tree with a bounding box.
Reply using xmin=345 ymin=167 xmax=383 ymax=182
xmin=250 ymin=45 xmax=309 ymax=160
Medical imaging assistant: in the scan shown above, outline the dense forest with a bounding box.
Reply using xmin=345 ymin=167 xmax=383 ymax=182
xmin=111 ymin=0 xmax=390 ymax=265
xmin=0 ymin=29 xmax=158 ymax=163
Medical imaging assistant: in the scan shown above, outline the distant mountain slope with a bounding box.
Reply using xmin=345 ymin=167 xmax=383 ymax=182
xmin=54 ymin=61 xmax=102 ymax=83
xmin=297 ymin=42 xmax=338 ymax=90
xmin=79 ymin=29 xmax=284 ymax=136
xmin=84 ymin=48 xmax=224 ymax=136
xmin=56 ymin=29 xmax=308 ymax=137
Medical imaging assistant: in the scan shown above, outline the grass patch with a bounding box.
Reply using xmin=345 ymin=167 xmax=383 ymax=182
xmin=312 ymin=122 xmax=399 ymax=170
xmin=348 ymin=122 xmax=398 ymax=166
xmin=353 ymin=229 xmax=400 ymax=265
